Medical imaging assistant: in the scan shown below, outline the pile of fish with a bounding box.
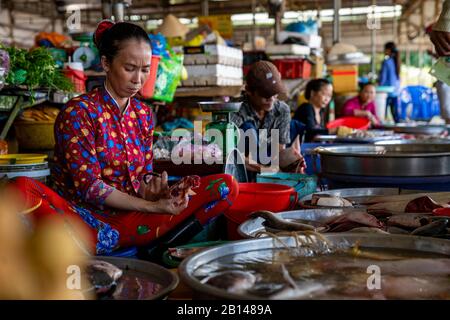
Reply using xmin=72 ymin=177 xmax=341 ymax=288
xmin=196 ymin=245 xmax=450 ymax=300
xmin=84 ymin=260 xmax=165 ymax=300
xmin=252 ymin=191 xmax=450 ymax=239
xmin=85 ymin=260 xmax=123 ymax=298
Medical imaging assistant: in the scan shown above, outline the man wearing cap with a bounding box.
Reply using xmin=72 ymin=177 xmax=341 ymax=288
xmin=231 ymin=60 xmax=305 ymax=178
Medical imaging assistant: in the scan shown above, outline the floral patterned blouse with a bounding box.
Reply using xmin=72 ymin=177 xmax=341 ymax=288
xmin=53 ymin=85 xmax=154 ymax=208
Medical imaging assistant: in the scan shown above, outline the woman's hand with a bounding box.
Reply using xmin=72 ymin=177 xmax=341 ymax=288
xmin=140 ymin=171 xmax=169 ymax=201
xmin=147 ymin=194 xmax=189 ymax=215
xmin=430 ymin=30 xmax=450 ymax=56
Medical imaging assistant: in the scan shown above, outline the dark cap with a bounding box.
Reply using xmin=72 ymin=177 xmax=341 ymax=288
xmin=246 ymin=60 xmax=286 ymax=98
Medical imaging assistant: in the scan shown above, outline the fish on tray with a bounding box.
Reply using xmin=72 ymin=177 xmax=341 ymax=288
xmin=250 ymin=210 xmax=328 ymax=232
xmin=325 ymin=211 xmax=384 ymax=232
xmin=310 ymin=194 xmax=353 ymax=207
xmin=85 ymin=260 xmax=123 ymax=296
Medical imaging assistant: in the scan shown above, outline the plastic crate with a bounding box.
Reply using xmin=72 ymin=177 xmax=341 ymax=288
xmin=272 ymin=59 xmax=311 ymax=79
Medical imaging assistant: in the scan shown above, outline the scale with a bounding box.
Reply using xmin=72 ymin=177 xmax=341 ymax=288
xmin=198 ymin=101 xmax=241 ymax=161
xmin=70 ymin=32 xmax=100 ymax=70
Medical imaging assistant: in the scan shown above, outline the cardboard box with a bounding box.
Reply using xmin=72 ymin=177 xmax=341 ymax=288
xmin=277 ymin=32 xmax=322 ymax=49
xmin=185 ymin=64 xmax=243 ymax=79
xmin=183 ymin=44 xmax=243 ymax=67
xmin=266 ymin=44 xmax=311 ymax=57
xmin=328 ymin=64 xmax=358 ymax=93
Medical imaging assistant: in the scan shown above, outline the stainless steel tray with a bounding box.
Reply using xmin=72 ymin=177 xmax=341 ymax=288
xmin=299 ymin=187 xmax=429 ymax=204
xmin=198 ymin=101 xmax=242 ymax=113
xmin=97 ymin=256 xmax=179 ymax=300
xmin=315 ymin=144 xmax=450 ymax=177
xmin=383 ymin=124 xmax=447 ymax=136
xmin=238 ymin=208 xmax=350 ymax=238
xmin=179 ymin=234 xmax=450 ymax=300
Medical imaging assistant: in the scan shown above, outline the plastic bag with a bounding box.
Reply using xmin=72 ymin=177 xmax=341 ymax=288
xmin=152 ymin=52 xmax=184 ymax=103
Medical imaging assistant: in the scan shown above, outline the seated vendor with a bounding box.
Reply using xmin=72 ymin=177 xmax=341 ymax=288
xmin=9 ymin=21 xmax=238 ymax=255
xmin=341 ymin=83 xmax=379 ymax=126
xmin=293 ymin=79 xmax=334 ymax=142
xmin=231 ymin=60 xmax=306 ymax=179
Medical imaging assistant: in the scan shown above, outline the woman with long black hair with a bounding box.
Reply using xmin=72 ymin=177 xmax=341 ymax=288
xmin=379 ymin=41 xmax=401 ymax=122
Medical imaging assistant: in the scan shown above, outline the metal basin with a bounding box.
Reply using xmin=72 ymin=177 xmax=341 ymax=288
xmin=198 ymin=102 xmax=242 ymax=113
xmin=301 ymin=187 xmax=403 ymax=203
xmin=315 ymin=144 xmax=450 ymax=177
xmin=179 ymin=234 xmax=450 ymax=300
xmin=238 ymin=208 xmax=350 ymax=238
xmin=298 ymin=187 xmax=431 ymax=208
xmin=383 ymin=124 xmax=447 ymax=136
xmin=97 ymin=256 xmax=179 ymax=300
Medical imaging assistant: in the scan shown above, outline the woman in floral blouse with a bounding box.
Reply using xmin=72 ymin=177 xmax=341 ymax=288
xmin=10 ymin=21 xmax=238 ymax=255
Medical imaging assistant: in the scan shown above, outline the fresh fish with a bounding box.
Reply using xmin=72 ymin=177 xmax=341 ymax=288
xmin=203 ymin=270 xmax=256 ymax=293
xmin=387 ymin=214 xmax=427 ymax=229
xmin=405 ymin=196 xmax=445 ymax=213
xmin=85 ymin=260 xmax=123 ymax=295
xmin=411 ymin=219 xmax=449 ymax=236
xmin=311 ymin=194 xmax=353 ymax=207
xmin=347 ymin=227 xmax=390 ymax=234
xmin=342 ymin=274 xmax=450 ymax=299
xmin=269 ymin=282 xmax=333 ymax=300
xmin=325 ymin=211 xmax=384 ymax=232
xmin=380 ymin=276 xmax=450 ymax=299
xmin=250 ymin=210 xmax=320 ymax=232
xmin=329 ymin=258 xmax=450 ymax=276
xmin=386 ymin=226 xmax=410 ymax=234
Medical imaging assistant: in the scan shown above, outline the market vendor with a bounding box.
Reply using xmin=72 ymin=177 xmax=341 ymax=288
xmin=293 ymin=78 xmax=334 ymax=142
xmin=231 ymin=60 xmax=306 ymax=177
xmin=9 ymin=20 xmax=238 ymax=255
xmin=430 ymin=0 xmax=450 ymax=56
xmin=341 ymin=83 xmax=380 ymax=126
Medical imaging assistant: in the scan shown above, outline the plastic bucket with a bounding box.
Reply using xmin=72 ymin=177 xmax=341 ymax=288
xmin=375 ymin=92 xmax=388 ymax=122
xmin=256 ymin=172 xmax=318 ymax=199
xmin=0 ymin=162 xmax=50 ymax=185
xmin=140 ymin=55 xmax=161 ymax=98
xmin=326 ymin=116 xmax=370 ymax=130
xmin=63 ymin=67 xmax=87 ymax=93
xmin=224 ymin=183 xmax=298 ymax=240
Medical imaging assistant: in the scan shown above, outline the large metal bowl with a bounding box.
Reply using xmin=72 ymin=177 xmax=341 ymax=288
xmin=383 ymin=124 xmax=447 ymax=136
xmin=238 ymin=208 xmax=350 ymax=238
xmin=300 ymin=187 xmax=403 ymax=203
xmin=315 ymin=143 xmax=450 ymax=177
xmin=179 ymin=234 xmax=450 ymax=300
xmin=198 ymin=101 xmax=242 ymax=113
xmin=97 ymin=256 xmax=179 ymax=300
xmin=298 ymin=187 xmax=431 ymax=209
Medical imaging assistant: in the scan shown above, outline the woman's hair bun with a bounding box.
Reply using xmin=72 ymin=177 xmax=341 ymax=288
xmin=94 ymin=20 xmax=115 ymax=47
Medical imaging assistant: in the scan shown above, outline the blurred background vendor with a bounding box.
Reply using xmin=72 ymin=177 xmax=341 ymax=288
xmin=293 ymin=78 xmax=334 ymax=142
xmin=379 ymin=42 xmax=401 ymax=122
xmin=341 ymin=83 xmax=379 ymax=126
xmin=231 ymin=60 xmax=305 ymax=179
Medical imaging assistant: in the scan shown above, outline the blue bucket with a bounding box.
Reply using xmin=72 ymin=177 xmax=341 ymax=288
xmin=256 ymin=172 xmax=318 ymax=199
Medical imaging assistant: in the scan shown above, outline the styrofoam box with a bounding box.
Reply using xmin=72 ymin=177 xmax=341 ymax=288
xmin=181 ymin=77 xmax=243 ymax=87
xmin=266 ymin=44 xmax=311 ymax=56
xmin=184 ymin=44 xmax=243 ymax=67
xmin=185 ymin=64 xmax=243 ymax=79
xmin=277 ymin=32 xmax=322 ymax=49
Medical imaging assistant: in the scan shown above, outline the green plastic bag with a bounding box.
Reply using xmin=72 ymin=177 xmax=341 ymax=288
xmin=153 ymin=52 xmax=183 ymax=103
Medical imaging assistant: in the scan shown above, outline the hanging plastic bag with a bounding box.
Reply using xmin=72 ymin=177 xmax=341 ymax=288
xmin=152 ymin=51 xmax=184 ymax=103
